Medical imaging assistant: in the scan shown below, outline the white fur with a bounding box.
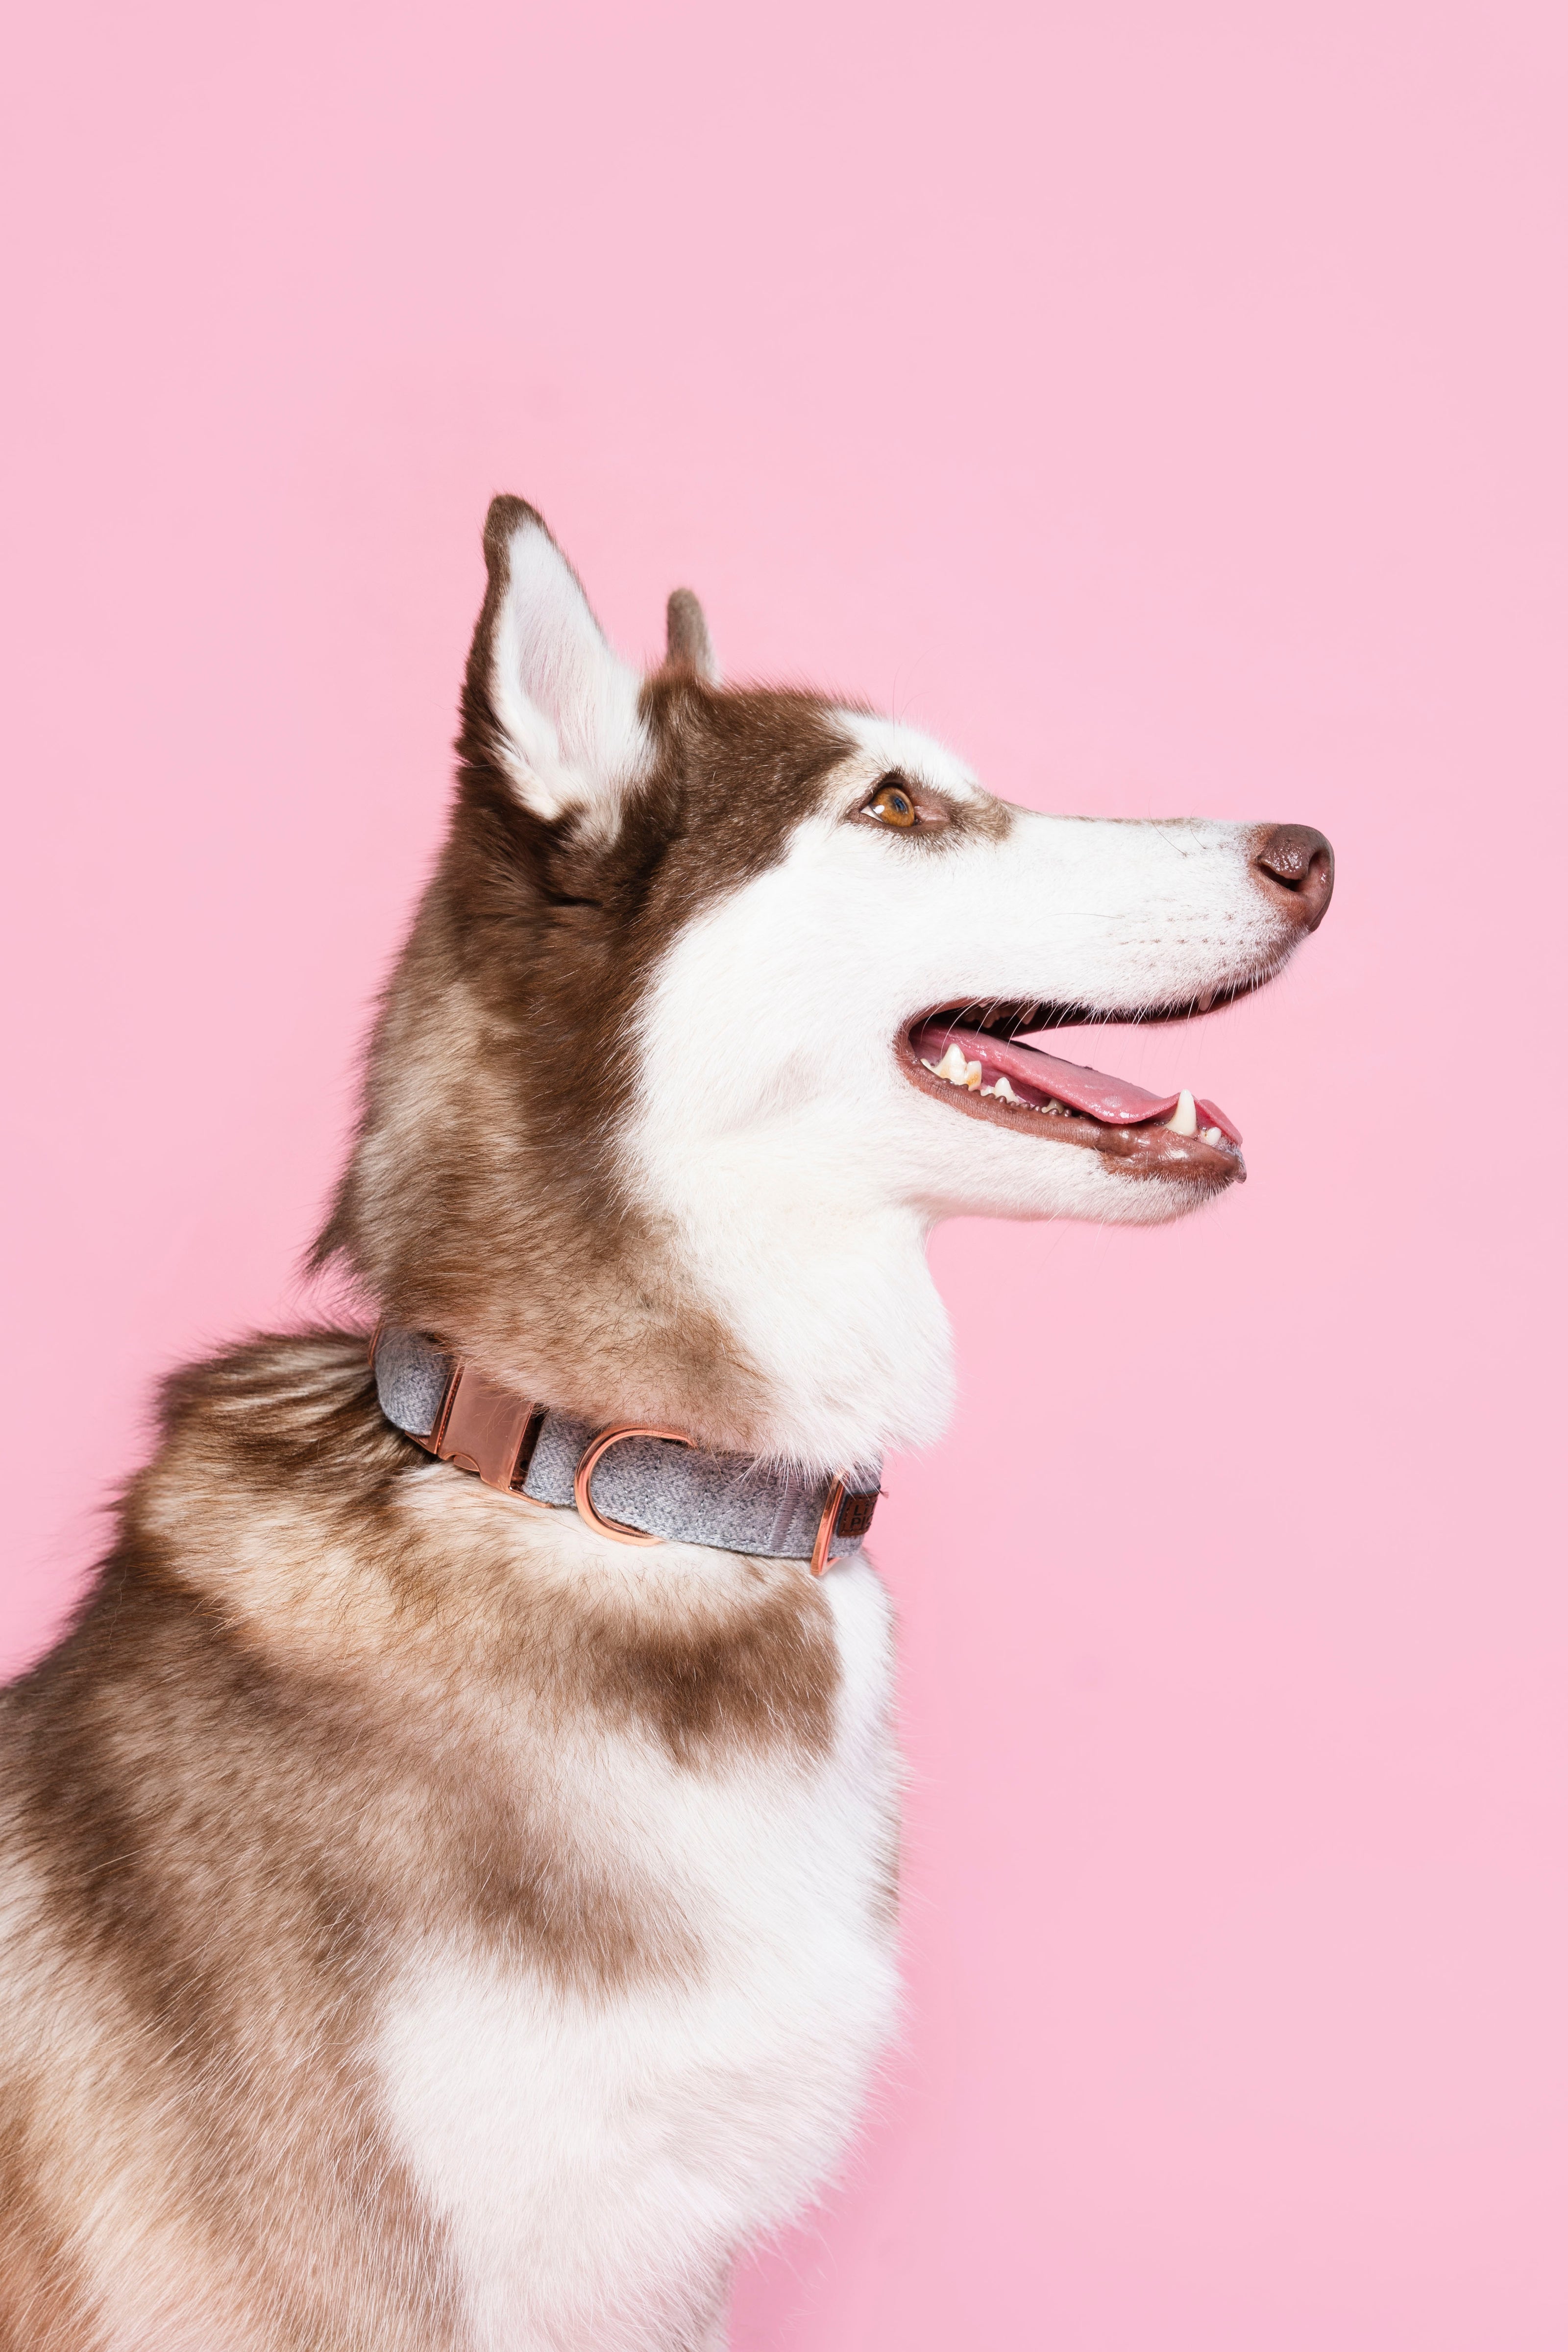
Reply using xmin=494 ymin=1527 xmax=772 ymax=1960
xmin=490 ymin=515 xmax=650 ymax=831
xmin=380 ymin=1525 xmax=899 ymax=2352
xmin=1 ymin=541 xmax=1319 ymax=2352
xmin=392 ymin=602 xmax=1308 ymax=2343
xmin=627 ymin=712 xmax=1293 ymax=1470
xmin=395 ymin=584 xmax=1307 ymax=2343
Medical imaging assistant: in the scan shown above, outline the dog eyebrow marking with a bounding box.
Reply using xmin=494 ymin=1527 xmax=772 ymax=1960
xmin=830 ymin=711 xmax=1013 ymax=843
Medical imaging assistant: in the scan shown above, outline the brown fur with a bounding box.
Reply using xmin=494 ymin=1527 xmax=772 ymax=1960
xmin=0 ymin=1332 xmax=844 ymax=2346
xmin=1 ymin=504 xmax=900 ymax=2346
xmin=0 ymin=491 xmax=1326 ymax=2348
xmin=663 ymin=586 xmax=714 ymax=679
xmin=0 ymin=2091 xmax=95 ymax=2351
xmin=314 ymin=506 xmax=865 ymax=1451
xmin=314 ymin=495 xmax=1000 ymax=1454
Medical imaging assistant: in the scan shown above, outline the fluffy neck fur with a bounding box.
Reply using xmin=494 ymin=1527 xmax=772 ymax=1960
xmin=318 ymin=496 xmax=1317 ymax=1474
xmin=315 ymin=691 xmax=955 ymax=1471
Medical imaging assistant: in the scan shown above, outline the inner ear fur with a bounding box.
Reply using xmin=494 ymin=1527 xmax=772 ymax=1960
xmin=465 ymin=495 xmax=649 ymax=830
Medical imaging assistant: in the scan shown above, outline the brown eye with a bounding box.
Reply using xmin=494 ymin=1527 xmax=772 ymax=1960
xmin=864 ymin=776 xmax=918 ymax=828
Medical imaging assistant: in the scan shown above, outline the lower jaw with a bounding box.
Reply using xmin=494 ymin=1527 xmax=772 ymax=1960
xmin=896 ymin=1031 xmax=1246 ymax=1187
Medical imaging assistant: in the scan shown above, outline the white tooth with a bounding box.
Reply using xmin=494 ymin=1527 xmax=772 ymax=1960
xmin=934 ymin=1044 xmax=971 ymax=1084
xmin=979 ymin=1082 xmax=995 ymax=1096
xmin=992 ymin=1076 xmax=1023 ymax=1103
xmin=921 ymin=1059 xmax=939 ymax=1075
xmin=1166 ymin=1089 xmax=1198 ymax=1135
xmin=1202 ymin=1125 xmax=1223 ymax=1145
xmin=964 ymin=1060 xmax=983 ymax=1090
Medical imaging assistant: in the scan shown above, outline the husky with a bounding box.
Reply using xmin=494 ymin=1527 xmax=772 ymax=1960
xmin=0 ymin=498 xmax=1332 ymax=2350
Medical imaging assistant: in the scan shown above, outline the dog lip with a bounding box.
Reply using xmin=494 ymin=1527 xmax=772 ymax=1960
xmin=896 ymin=1009 xmax=1246 ymax=1184
xmin=932 ymin=980 xmax=1264 ymax=1037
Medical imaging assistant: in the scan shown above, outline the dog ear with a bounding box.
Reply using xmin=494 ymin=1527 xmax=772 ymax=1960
xmin=470 ymin=496 xmax=649 ymax=828
xmin=664 ymin=587 xmax=719 ymax=683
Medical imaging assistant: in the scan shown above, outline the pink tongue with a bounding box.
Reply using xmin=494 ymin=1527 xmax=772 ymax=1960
xmin=912 ymin=1021 xmax=1241 ymax=1142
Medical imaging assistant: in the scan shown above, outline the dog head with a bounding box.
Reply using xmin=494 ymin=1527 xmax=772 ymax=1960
xmin=320 ymin=499 xmax=1332 ymax=1467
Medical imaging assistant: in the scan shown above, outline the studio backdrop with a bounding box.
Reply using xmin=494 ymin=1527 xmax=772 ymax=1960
xmin=2 ymin=4 xmax=1564 ymax=2347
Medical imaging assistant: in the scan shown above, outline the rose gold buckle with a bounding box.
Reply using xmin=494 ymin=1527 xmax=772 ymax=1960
xmin=574 ymin=1424 xmax=694 ymax=1545
xmin=430 ymin=1363 xmax=544 ymax=1495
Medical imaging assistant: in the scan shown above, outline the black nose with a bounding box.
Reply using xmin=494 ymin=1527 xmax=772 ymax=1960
xmin=1253 ymin=823 xmax=1335 ymax=932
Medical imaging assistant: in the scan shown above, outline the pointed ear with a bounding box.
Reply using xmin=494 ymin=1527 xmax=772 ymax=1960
xmin=469 ymin=496 xmax=649 ymax=827
xmin=665 ymin=587 xmax=719 ymax=683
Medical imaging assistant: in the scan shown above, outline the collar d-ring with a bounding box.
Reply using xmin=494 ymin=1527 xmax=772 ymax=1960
xmin=809 ymin=1477 xmax=848 ymax=1577
xmin=574 ymin=1425 xmax=695 ymax=1545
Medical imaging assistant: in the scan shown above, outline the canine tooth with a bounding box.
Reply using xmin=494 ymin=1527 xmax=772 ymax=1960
xmin=1202 ymin=1124 xmax=1223 ymax=1145
xmin=934 ymin=1044 xmax=971 ymax=1084
xmin=1166 ymin=1089 xmax=1198 ymax=1135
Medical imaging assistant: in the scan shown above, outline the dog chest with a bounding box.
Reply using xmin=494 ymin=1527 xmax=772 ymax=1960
xmin=376 ymin=1557 xmax=901 ymax=2347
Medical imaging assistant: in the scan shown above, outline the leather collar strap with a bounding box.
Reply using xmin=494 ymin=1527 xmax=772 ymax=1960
xmin=371 ymin=1325 xmax=881 ymax=1575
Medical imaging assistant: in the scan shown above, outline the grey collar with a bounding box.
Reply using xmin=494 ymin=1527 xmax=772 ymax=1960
xmin=371 ymin=1325 xmax=881 ymax=1574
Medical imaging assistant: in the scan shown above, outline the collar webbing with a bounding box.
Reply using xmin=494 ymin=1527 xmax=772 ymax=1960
xmin=371 ymin=1325 xmax=881 ymax=1574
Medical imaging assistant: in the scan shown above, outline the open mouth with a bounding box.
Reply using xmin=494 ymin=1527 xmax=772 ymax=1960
xmin=901 ymin=999 xmax=1248 ymax=1184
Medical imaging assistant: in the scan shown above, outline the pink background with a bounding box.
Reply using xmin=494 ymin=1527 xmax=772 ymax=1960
xmin=3 ymin=4 xmax=1565 ymax=2345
